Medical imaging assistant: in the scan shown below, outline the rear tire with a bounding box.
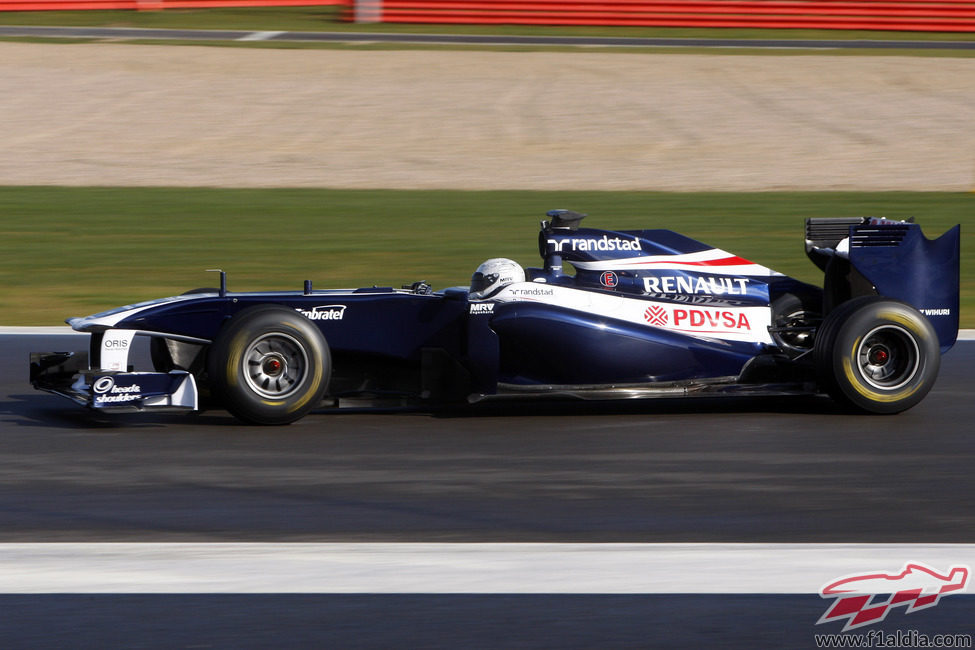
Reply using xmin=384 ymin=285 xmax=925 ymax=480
xmin=813 ymin=297 xmax=939 ymax=414
xmin=208 ymin=305 xmax=331 ymax=425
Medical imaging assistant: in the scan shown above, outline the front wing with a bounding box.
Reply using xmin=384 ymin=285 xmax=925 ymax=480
xmin=30 ymin=350 xmax=198 ymax=413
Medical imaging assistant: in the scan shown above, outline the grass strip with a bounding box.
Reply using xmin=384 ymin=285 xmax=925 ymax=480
xmin=0 ymin=187 xmax=970 ymax=326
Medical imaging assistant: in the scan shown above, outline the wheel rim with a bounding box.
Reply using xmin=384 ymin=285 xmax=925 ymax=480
xmin=855 ymin=325 xmax=920 ymax=391
xmin=242 ymin=333 xmax=308 ymax=399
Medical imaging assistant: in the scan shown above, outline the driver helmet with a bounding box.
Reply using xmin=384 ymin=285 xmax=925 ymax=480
xmin=469 ymin=258 xmax=525 ymax=300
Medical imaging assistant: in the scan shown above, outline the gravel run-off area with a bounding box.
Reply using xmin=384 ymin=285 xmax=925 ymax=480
xmin=1 ymin=42 xmax=974 ymax=191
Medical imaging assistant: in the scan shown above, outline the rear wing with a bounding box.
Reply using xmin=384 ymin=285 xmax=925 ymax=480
xmin=806 ymin=218 xmax=960 ymax=352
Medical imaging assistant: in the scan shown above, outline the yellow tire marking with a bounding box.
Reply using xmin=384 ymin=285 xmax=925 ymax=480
xmin=877 ymin=310 xmax=924 ymax=336
xmin=225 ymin=331 xmax=249 ymax=389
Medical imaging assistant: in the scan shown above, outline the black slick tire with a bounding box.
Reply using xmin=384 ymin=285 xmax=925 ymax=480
xmin=813 ymin=296 xmax=939 ymax=414
xmin=208 ymin=305 xmax=331 ymax=425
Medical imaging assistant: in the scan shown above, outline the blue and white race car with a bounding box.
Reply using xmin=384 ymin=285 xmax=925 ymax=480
xmin=31 ymin=210 xmax=960 ymax=424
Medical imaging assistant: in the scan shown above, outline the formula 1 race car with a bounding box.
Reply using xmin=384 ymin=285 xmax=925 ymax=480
xmin=31 ymin=210 xmax=960 ymax=424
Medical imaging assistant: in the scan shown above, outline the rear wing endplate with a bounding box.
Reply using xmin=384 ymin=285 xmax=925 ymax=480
xmin=806 ymin=218 xmax=960 ymax=352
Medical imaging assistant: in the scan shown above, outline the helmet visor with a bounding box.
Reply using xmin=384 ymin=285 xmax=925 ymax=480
xmin=470 ymin=271 xmax=499 ymax=296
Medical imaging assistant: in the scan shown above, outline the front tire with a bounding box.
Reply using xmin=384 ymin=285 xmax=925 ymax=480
xmin=208 ymin=305 xmax=331 ymax=425
xmin=813 ymin=297 xmax=939 ymax=414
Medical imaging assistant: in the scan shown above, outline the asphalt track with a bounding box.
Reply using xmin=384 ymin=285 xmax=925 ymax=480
xmin=3 ymin=333 xmax=975 ymax=543
xmin=2 ymin=24 xmax=975 ymax=50
xmin=1 ymin=333 xmax=973 ymax=646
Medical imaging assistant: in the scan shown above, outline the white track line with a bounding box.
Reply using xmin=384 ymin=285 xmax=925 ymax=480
xmin=237 ymin=31 xmax=284 ymax=42
xmin=0 ymin=326 xmax=80 ymax=335
xmin=0 ymin=543 xmax=972 ymax=594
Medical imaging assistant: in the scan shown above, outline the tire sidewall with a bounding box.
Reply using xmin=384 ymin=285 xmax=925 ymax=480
xmin=824 ymin=299 xmax=939 ymax=414
xmin=209 ymin=305 xmax=330 ymax=425
xmin=813 ymin=297 xmax=869 ymax=399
